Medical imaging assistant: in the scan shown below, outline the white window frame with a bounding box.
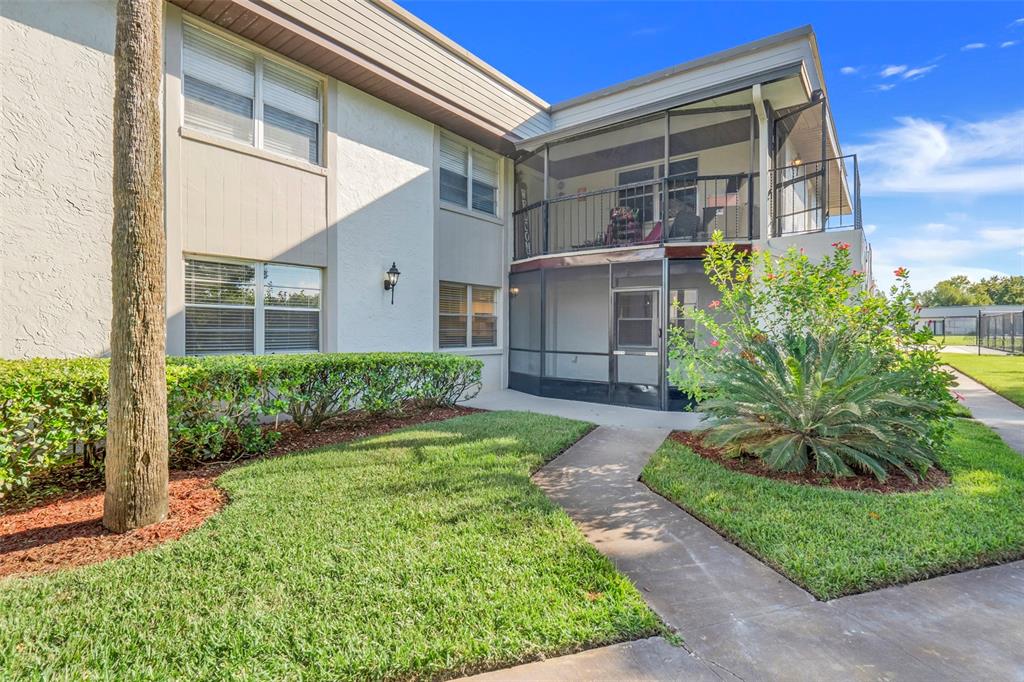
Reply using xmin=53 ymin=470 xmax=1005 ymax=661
xmin=181 ymin=18 xmax=325 ymax=166
xmin=438 ymin=281 xmax=499 ymax=349
xmin=439 ymin=134 xmax=501 ymax=218
xmin=184 ymin=255 xmax=323 ymax=355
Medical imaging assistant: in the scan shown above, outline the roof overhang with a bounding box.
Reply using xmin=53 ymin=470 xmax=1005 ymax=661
xmin=514 ymin=63 xmax=805 ymax=153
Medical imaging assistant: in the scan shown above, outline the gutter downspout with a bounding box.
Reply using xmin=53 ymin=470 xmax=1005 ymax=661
xmin=752 ymin=84 xmax=770 ymax=241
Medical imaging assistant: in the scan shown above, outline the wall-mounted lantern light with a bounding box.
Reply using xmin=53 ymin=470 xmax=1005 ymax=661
xmin=509 ymin=286 xmax=520 ymax=299
xmin=384 ymin=262 xmax=401 ymax=304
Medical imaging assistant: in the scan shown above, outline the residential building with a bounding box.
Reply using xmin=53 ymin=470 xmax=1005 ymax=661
xmin=1 ymin=0 xmax=871 ymax=410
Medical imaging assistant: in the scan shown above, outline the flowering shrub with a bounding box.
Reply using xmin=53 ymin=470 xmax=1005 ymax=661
xmin=0 ymin=353 xmax=482 ymax=493
xmin=668 ymin=231 xmax=955 ymax=477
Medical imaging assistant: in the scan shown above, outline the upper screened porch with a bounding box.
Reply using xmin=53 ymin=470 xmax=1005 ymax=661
xmin=511 ymin=81 xmax=862 ymax=261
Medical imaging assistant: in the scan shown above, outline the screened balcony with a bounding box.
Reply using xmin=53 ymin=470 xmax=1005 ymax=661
xmin=513 ymin=94 xmax=760 ymax=260
xmin=512 ymin=83 xmax=863 ymax=260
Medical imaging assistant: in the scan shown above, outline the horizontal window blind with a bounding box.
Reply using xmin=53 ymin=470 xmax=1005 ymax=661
xmin=439 ymin=282 xmax=468 ymax=348
xmin=471 ymin=286 xmax=497 ymax=347
xmin=183 ymin=24 xmax=255 ymax=144
xmin=471 ymin=151 xmax=498 ymax=215
xmin=265 ymin=309 xmax=319 ymax=352
xmin=182 ymin=22 xmax=322 ymax=164
xmin=185 ymin=259 xmax=322 ymax=356
xmin=262 ymin=60 xmax=320 ymax=163
xmin=440 ymin=137 xmax=469 ymax=207
xmin=185 ymin=259 xmax=256 ymax=355
xmin=185 ymin=307 xmax=255 ymax=355
xmin=438 ymin=283 xmax=499 ymax=349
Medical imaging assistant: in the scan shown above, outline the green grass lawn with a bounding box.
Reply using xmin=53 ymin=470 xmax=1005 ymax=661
xmin=0 ymin=412 xmax=661 ymax=680
xmin=642 ymin=418 xmax=1024 ymax=600
xmin=940 ymin=353 xmax=1024 ymax=407
xmin=932 ymin=334 xmax=978 ymax=347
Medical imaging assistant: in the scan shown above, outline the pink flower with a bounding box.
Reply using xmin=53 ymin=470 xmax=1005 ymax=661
xmin=954 ymin=391 xmax=965 ymax=402
xmin=710 ymin=340 xmax=720 ymax=348
xmin=894 ymin=266 xmax=909 ymax=278
xmin=852 ymin=269 xmax=861 ymax=276
xmin=708 ymin=300 xmax=721 ymax=310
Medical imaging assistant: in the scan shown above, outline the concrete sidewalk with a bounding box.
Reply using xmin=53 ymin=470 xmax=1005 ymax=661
xmin=466 ymin=426 xmax=1024 ymax=681
xmin=467 ymin=389 xmax=705 ymax=430
xmin=948 ymin=368 xmax=1024 ymax=454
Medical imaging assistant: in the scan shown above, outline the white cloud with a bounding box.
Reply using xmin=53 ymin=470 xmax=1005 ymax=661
xmin=849 ymin=110 xmax=1024 ymax=195
xmin=1011 ymin=18 xmax=1024 ymax=27
xmin=880 ymin=64 xmax=907 ymax=77
xmin=840 ymin=66 xmax=859 ymax=75
xmin=863 ymin=223 xmax=878 ymax=235
xmin=1002 ymin=40 xmax=1019 ymax=48
xmin=902 ymin=65 xmax=937 ymax=79
xmin=874 ymin=83 xmax=896 ymax=92
xmin=870 ymin=221 xmax=1022 ymax=291
xmin=961 ymin=42 xmax=986 ymax=50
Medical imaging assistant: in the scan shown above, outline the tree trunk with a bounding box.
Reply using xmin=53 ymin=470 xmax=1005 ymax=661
xmin=103 ymin=0 xmax=168 ymax=533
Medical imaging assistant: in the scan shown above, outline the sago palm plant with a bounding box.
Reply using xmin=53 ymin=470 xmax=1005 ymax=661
xmin=700 ymin=333 xmax=941 ymax=481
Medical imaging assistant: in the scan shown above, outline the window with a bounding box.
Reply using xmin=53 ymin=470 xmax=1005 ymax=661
xmin=185 ymin=258 xmax=321 ymax=355
xmin=670 ymin=288 xmax=698 ymax=344
xmin=183 ymin=22 xmax=322 ymax=164
xmin=439 ymin=282 xmax=498 ymax=348
xmin=440 ymin=136 xmax=499 ymax=216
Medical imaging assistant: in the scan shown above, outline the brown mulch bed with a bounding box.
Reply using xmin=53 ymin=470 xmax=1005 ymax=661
xmin=670 ymin=430 xmax=950 ymax=494
xmin=0 ymin=405 xmax=480 ymax=579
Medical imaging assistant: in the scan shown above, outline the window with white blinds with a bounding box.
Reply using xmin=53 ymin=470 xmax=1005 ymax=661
xmin=185 ymin=258 xmax=321 ymax=355
xmin=183 ymin=22 xmax=322 ymax=164
xmin=439 ymin=135 xmax=499 ymax=216
xmin=439 ymin=282 xmax=498 ymax=348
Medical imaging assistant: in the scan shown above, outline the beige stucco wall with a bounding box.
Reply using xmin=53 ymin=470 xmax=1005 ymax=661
xmin=0 ymin=0 xmax=116 ymax=358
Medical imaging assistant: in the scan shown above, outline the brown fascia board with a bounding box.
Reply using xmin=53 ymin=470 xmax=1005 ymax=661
xmin=169 ymin=0 xmax=523 ymax=155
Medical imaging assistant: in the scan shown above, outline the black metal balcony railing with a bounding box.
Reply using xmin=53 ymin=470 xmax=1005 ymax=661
xmin=512 ymin=154 xmax=863 ymax=261
xmin=771 ymin=154 xmax=861 ymax=238
xmin=513 ymin=173 xmax=756 ymax=261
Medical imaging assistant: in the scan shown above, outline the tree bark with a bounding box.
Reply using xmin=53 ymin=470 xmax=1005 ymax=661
xmin=103 ymin=0 xmax=168 ymax=533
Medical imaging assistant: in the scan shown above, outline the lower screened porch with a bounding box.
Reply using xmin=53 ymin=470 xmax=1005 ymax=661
xmin=508 ymin=252 xmax=729 ymax=411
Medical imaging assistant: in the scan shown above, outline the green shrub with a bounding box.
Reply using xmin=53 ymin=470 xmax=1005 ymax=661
xmin=701 ymin=333 xmax=940 ymax=481
xmin=668 ymin=232 xmax=956 ymax=464
xmin=0 ymin=353 xmax=482 ymax=493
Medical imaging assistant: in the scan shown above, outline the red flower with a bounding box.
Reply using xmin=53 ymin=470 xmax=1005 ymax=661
xmin=708 ymin=300 xmax=721 ymax=310
xmin=830 ymin=242 xmax=851 ymax=251
xmin=710 ymin=340 xmax=720 ymax=348
xmin=894 ymin=266 xmax=909 ymax=278
xmin=852 ymin=269 xmax=861 ymax=276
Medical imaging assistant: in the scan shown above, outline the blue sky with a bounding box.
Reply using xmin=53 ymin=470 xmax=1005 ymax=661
xmin=400 ymin=1 xmax=1024 ymax=292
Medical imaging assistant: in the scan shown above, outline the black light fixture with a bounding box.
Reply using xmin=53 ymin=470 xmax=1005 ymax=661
xmin=384 ymin=262 xmax=401 ymax=304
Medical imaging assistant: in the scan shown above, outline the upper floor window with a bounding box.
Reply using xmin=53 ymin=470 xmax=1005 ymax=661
xmin=440 ymin=136 xmax=499 ymax=216
xmin=184 ymin=257 xmax=321 ymax=355
xmin=183 ymin=23 xmax=322 ymax=165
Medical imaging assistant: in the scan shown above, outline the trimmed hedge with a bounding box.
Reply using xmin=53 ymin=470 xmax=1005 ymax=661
xmin=0 ymin=353 xmax=481 ymax=492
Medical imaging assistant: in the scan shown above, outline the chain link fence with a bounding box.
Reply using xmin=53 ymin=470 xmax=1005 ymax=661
xmin=978 ymin=310 xmax=1024 ymax=355
xmin=923 ymin=311 xmax=1024 ymax=355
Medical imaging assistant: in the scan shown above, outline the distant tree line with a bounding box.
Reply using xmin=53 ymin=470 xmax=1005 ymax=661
xmin=917 ymin=275 xmax=1024 ymax=307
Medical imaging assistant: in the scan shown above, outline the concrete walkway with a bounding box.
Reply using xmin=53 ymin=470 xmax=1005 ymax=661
xmin=948 ymin=368 xmax=1024 ymax=454
xmin=467 ymin=389 xmax=705 ymax=430
xmin=467 ymin=427 xmax=1024 ymax=681
xmin=941 ymin=344 xmax=1009 ymax=355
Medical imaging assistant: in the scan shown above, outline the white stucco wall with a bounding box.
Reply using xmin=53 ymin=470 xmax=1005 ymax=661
xmin=0 ymin=1 xmax=115 ymax=358
xmin=330 ymin=82 xmax=437 ymax=352
xmin=765 ymin=227 xmax=870 ymax=280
